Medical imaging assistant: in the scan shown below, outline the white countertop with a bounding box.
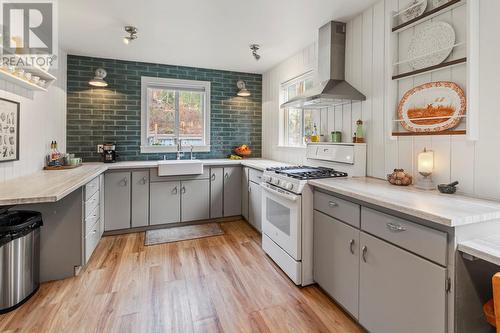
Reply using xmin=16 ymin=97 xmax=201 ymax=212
xmin=0 ymin=164 xmax=108 ymax=206
xmin=0 ymin=159 xmax=287 ymax=206
xmin=308 ymin=177 xmax=500 ymax=227
xmin=458 ymin=234 xmax=500 ymax=266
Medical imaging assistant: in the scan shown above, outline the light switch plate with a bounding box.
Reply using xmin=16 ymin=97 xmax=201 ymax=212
xmin=97 ymin=144 xmax=104 ymax=153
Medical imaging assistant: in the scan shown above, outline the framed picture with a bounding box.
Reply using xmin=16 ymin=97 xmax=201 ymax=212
xmin=0 ymin=97 xmax=20 ymax=162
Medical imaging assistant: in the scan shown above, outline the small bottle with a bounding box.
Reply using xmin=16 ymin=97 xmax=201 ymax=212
xmin=355 ymin=119 xmax=364 ymax=143
xmin=311 ymin=123 xmax=320 ymax=142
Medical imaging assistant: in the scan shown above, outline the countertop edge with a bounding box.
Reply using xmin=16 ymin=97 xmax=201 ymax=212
xmin=308 ymin=179 xmax=455 ymax=227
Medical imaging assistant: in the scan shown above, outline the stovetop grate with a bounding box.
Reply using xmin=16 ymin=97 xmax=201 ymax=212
xmin=266 ymin=166 xmax=348 ymax=180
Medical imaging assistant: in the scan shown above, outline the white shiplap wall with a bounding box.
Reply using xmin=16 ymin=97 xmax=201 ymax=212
xmin=262 ymin=0 xmax=500 ymax=200
xmin=0 ymin=50 xmax=67 ymax=182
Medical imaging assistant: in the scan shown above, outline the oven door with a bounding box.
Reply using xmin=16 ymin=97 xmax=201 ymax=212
xmin=261 ymin=182 xmax=302 ymax=260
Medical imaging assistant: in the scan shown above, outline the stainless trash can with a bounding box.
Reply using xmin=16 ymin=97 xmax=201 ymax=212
xmin=0 ymin=210 xmax=43 ymax=313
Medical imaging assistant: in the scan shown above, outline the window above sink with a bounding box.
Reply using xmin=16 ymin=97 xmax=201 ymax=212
xmin=140 ymin=76 xmax=211 ymax=153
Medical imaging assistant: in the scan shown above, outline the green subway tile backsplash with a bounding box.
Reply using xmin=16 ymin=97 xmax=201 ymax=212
xmin=67 ymin=55 xmax=262 ymax=161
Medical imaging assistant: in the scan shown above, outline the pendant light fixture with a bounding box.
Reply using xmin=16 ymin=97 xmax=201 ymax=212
xmin=123 ymin=26 xmax=138 ymax=45
xmin=89 ymin=68 xmax=108 ymax=87
xmin=236 ymin=80 xmax=251 ymax=97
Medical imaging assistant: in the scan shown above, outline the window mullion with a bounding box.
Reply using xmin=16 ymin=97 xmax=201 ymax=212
xmin=175 ymin=91 xmax=180 ymax=141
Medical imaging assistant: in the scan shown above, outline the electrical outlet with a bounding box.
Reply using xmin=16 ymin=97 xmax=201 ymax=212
xmin=97 ymin=144 xmax=104 ymax=153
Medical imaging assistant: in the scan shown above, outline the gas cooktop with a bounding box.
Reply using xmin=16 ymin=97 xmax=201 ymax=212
xmin=266 ymin=166 xmax=348 ymax=180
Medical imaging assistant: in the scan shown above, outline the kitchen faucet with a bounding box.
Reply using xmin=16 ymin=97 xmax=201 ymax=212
xmin=176 ymin=139 xmax=184 ymax=160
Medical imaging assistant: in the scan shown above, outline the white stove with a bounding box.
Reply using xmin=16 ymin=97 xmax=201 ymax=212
xmin=261 ymin=143 xmax=366 ymax=286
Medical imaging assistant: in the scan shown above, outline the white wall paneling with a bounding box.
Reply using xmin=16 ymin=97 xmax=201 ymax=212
xmin=263 ymin=0 xmax=500 ymax=200
xmin=0 ymin=50 xmax=67 ymax=182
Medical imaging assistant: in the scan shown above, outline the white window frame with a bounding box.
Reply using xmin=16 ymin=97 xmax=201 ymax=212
xmin=279 ymin=71 xmax=316 ymax=148
xmin=140 ymin=76 xmax=211 ymax=153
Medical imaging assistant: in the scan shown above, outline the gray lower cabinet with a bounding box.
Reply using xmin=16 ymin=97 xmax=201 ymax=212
xmin=150 ymin=181 xmax=181 ymax=225
xmin=241 ymin=167 xmax=249 ymax=220
xmin=313 ymin=210 xmax=359 ymax=318
xmin=181 ymin=179 xmax=210 ymax=222
xmin=104 ymin=172 xmax=131 ymax=231
xmin=223 ymin=167 xmax=242 ymax=216
xmin=248 ymin=181 xmax=262 ymax=231
xmin=131 ymin=170 xmax=149 ymax=228
xmin=359 ymin=231 xmax=447 ymax=333
xmin=210 ymin=168 xmax=224 ymax=218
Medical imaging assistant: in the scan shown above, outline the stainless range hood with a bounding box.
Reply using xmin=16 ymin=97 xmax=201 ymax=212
xmin=281 ymin=21 xmax=366 ymax=109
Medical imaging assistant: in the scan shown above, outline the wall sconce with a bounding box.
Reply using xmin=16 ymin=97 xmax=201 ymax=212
xmin=236 ymin=80 xmax=251 ymax=97
xmin=89 ymin=68 xmax=108 ymax=87
xmin=416 ymin=147 xmax=434 ymax=190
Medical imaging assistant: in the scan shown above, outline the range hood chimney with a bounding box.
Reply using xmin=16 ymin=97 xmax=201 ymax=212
xmin=281 ymin=21 xmax=366 ymax=109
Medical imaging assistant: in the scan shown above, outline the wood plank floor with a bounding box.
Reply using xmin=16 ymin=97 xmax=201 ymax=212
xmin=0 ymin=220 xmax=362 ymax=333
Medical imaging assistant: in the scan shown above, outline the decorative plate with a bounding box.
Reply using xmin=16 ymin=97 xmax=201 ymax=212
xmin=399 ymin=0 xmax=427 ymax=24
xmin=397 ymin=81 xmax=466 ymax=133
xmin=408 ymin=21 xmax=455 ymax=70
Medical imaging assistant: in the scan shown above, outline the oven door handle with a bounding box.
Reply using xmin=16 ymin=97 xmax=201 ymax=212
xmin=260 ymin=183 xmax=300 ymax=202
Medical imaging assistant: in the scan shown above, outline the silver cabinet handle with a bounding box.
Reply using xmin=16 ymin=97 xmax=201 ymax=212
xmin=328 ymin=201 xmax=338 ymax=207
xmin=121 ymin=178 xmax=128 ymax=186
xmin=349 ymin=239 xmax=355 ymax=254
xmin=181 ymin=186 xmax=186 ymax=194
xmin=141 ymin=176 xmax=148 ymax=184
xmin=386 ymin=222 xmax=406 ymax=233
xmin=171 ymin=186 xmax=178 ymax=195
xmin=224 ymin=172 xmax=229 ymax=179
xmin=92 ymin=229 xmax=97 ymax=234
xmin=248 ymin=186 xmax=251 ymax=193
xmin=211 ymin=173 xmax=216 ymax=181
xmin=362 ymin=246 xmax=368 ymax=262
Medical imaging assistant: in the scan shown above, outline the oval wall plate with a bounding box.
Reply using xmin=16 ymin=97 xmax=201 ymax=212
xmin=397 ymin=81 xmax=466 ymax=133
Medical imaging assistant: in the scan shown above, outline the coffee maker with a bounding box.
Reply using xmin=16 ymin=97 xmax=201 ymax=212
xmin=101 ymin=143 xmax=117 ymax=163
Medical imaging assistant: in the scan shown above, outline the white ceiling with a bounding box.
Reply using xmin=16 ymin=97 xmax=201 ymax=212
xmin=59 ymin=0 xmax=378 ymax=74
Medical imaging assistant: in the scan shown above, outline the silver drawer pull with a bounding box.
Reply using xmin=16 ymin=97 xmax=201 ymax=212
xmin=386 ymin=222 xmax=406 ymax=233
xmin=349 ymin=239 xmax=355 ymax=254
xmin=362 ymin=246 xmax=368 ymax=262
xmin=224 ymin=172 xmax=229 ymax=179
xmin=181 ymin=186 xmax=186 ymax=194
xmin=141 ymin=176 xmax=148 ymax=184
xmin=211 ymin=173 xmax=216 ymax=181
xmin=171 ymin=186 xmax=178 ymax=195
xmin=328 ymin=201 xmax=338 ymax=207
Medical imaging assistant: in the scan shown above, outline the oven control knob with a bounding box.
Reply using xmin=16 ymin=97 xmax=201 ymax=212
xmin=264 ymin=175 xmax=271 ymax=182
xmin=285 ymin=183 xmax=294 ymax=191
xmin=273 ymin=178 xmax=280 ymax=185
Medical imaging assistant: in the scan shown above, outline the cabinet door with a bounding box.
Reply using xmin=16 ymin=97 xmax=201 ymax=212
xmin=99 ymin=174 xmax=105 ymax=236
xmin=223 ymin=167 xmax=242 ymax=217
xmin=241 ymin=167 xmax=249 ymax=220
xmin=181 ymin=179 xmax=210 ymax=222
xmin=104 ymin=172 xmax=131 ymax=231
xmin=313 ymin=211 xmax=359 ymax=318
xmin=131 ymin=170 xmax=149 ymax=228
xmin=150 ymin=181 xmax=180 ymax=225
xmin=248 ymin=181 xmax=262 ymax=231
xmin=210 ymin=168 xmax=224 ymax=218
xmin=359 ymin=232 xmax=447 ymax=333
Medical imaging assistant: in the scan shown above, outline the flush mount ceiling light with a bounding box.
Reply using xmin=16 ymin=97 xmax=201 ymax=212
xmin=123 ymin=26 xmax=138 ymax=45
xmin=89 ymin=68 xmax=108 ymax=87
xmin=250 ymin=44 xmax=261 ymax=61
xmin=236 ymin=80 xmax=251 ymax=97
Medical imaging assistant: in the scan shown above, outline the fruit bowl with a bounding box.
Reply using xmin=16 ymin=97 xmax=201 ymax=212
xmin=234 ymin=145 xmax=252 ymax=157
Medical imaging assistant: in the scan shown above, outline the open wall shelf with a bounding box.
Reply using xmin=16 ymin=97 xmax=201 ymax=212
xmin=386 ymin=0 xmax=478 ymax=139
xmin=392 ymin=130 xmax=466 ymax=137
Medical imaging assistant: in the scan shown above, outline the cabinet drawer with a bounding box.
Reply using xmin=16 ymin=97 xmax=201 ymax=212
xmin=314 ymin=191 xmax=360 ymax=228
xmin=150 ymin=167 xmax=210 ymax=182
xmin=85 ymin=221 xmax=100 ymax=263
xmin=85 ymin=177 xmax=100 ymax=200
xmin=85 ymin=205 xmax=100 ymax=235
xmin=84 ymin=190 xmax=100 ymax=218
xmin=249 ymin=168 xmax=263 ymax=184
xmin=361 ymin=207 xmax=447 ymax=266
